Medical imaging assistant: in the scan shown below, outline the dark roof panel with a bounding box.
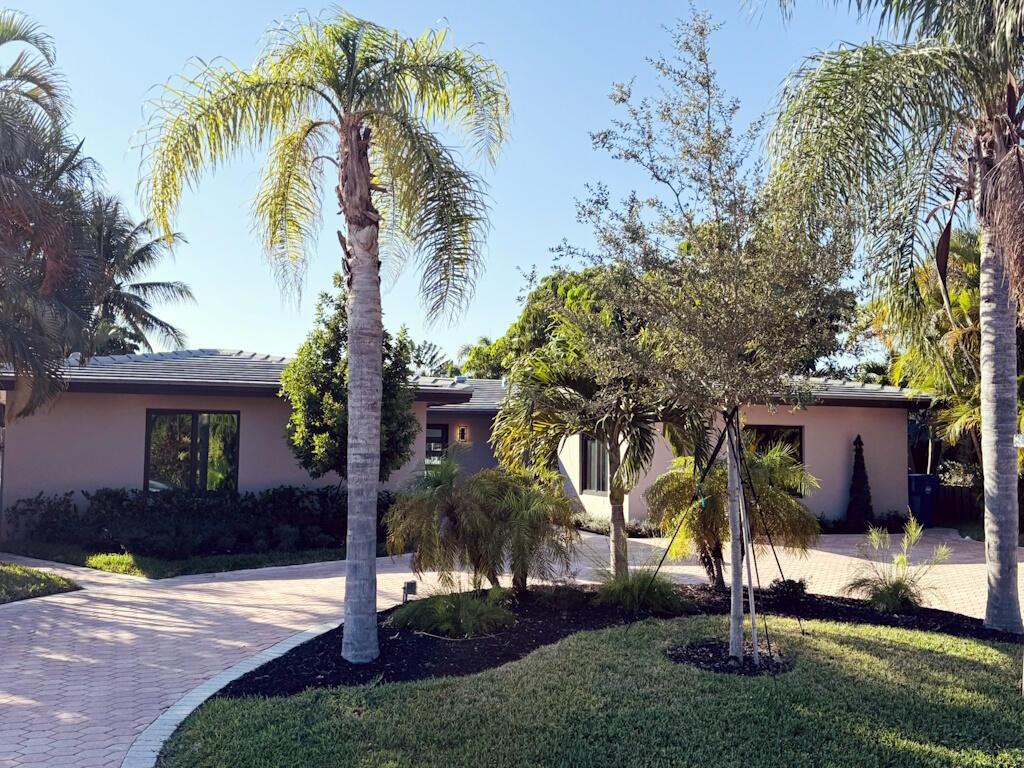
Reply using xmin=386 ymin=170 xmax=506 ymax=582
xmin=0 ymin=350 xmax=472 ymax=403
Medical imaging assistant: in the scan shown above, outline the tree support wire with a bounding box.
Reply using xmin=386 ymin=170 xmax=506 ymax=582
xmin=631 ymin=406 xmax=738 ymax=631
xmin=634 ymin=406 xmax=803 ymax=669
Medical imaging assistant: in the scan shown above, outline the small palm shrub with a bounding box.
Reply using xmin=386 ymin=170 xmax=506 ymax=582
xmin=644 ymin=439 xmax=820 ymax=590
xmin=844 ymin=515 xmax=950 ymax=612
xmin=386 ymin=590 xmax=515 ymax=638
xmin=765 ymin=578 xmax=807 ymax=607
xmin=593 ymin=568 xmax=690 ymax=615
xmin=386 ymin=460 xmax=579 ymax=591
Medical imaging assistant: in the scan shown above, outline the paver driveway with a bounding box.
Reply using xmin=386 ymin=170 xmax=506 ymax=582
xmin=0 ymin=554 xmax=432 ymax=768
xmin=1 ymin=528 xmax=1021 ymax=767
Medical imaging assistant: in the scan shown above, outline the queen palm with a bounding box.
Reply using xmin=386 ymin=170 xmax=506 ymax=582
xmin=141 ymin=11 xmax=509 ymax=662
xmin=81 ymin=195 xmax=194 ymax=359
xmin=771 ymin=1 xmax=1024 ymax=633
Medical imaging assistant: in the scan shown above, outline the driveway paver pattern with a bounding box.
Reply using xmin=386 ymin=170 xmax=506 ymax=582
xmin=1 ymin=528 xmax=1020 ymax=767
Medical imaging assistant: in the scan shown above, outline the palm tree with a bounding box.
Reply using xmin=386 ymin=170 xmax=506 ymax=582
xmin=80 ymin=195 xmax=194 ymax=360
xmin=411 ymin=340 xmax=454 ymax=376
xmin=771 ymin=1 xmax=1024 ymax=633
xmin=644 ymin=439 xmax=820 ymax=590
xmin=141 ymin=10 xmax=509 ymax=662
xmin=492 ymin=334 xmax=683 ymax=578
xmin=0 ymin=11 xmax=95 ymax=414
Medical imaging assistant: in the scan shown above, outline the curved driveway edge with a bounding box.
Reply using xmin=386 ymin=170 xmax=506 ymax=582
xmin=120 ymin=618 xmax=341 ymax=768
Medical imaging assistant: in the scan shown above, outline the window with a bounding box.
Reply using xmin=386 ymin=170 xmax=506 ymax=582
xmin=747 ymin=424 xmax=804 ymax=496
xmin=425 ymin=423 xmax=449 ymax=464
xmin=746 ymin=425 xmax=804 ymax=462
xmin=581 ymin=436 xmax=609 ymax=493
xmin=145 ymin=410 xmax=239 ymax=492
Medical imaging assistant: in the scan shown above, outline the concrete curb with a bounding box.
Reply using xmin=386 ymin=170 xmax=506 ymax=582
xmin=120 ymin=618 xmax=342 ymax=768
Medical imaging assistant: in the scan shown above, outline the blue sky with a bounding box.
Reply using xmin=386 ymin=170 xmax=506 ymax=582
xmin=22 ymin=1 xmax=874 ymax=358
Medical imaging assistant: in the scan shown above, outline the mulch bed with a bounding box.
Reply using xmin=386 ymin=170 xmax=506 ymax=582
xmin=666 ymin=638 xmax=792 ymax=676
xmin=217 ymin=584 xmax=1021 ymax=699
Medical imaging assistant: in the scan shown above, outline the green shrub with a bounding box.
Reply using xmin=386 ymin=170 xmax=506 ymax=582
xmin=386 ymin=591 xmax=515 ymax=638
xmin=386 ymin=461 xmax=578 ymax=592
xmin=593 ymin=568 xmax=690 ymax=615
xmin=765 ymin=578 xmax=807 ymax=606
xmin=844 ymin=515 xmax=950 ymax=612
xmin=4 ymin=486 xmax=395 ymax=559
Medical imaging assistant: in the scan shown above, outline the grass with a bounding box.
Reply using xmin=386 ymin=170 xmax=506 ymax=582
xmin=158 ymin=616 xmax=1024 ymax=768
xmin=0 ymin=541 xmax=377 ymax=579
xmin=0 ymin=562 xmax=78 ymax=604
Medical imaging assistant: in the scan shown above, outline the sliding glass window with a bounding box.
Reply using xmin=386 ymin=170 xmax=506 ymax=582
xmin=145 ymin=410 xmax=239 ymax=492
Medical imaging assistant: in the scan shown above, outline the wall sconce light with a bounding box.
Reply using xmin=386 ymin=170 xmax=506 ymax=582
xmin=456 ymin=425 xmax=469 ymax=442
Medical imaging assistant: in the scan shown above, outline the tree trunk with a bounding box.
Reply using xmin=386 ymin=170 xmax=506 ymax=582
xmin=711 ymin=543 xmax=725 ymax=591
xmin=978 ymin=224 xmax=1024 ymax=633
xmin=339 ymin=120 xmax=384 ymax=663
xmin=726 ymin=417 xmax=744 ymax=659
xmin=607 ymin=440 xmax=629 ymax=578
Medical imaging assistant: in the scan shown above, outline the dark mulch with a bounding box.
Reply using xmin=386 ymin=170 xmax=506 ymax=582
xmin=666 ymin=638 xmax=792 ymax=676
xmin=218 ymin=586 xmax=658 ymax=699
xmin=218 ymin=584 xmax=1021 ymax=700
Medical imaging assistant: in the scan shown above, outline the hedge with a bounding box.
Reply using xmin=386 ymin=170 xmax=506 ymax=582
xmin=3 ymin=486 xmax=394 ymax=560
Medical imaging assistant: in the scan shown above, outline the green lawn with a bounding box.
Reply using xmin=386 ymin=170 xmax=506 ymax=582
xmin=2 ymin=541 xmax=363 ymax=579
xmin=158 ymin=616 xmax=1024 ymax=768
xmin=0 ymin=562 xmax=78 ymax=604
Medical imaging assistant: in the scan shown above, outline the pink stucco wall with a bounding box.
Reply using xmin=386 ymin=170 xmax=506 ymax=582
xmin=1 ymin=392 xmax=338 ymax=507
xmin=560 ymin=404 xmax=911 ymax=523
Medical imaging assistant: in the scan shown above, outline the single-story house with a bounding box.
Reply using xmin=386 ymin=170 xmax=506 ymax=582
xmin=0 ymin=349 xmax=928 ymax=527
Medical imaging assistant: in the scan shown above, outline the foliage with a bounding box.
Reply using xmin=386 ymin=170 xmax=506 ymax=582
xmin=0 ymin=11 xmax=99 ymax=414
xmin=575 ymin=514 xmax=661 ymax=539
xmin=78 ymin=194 xmax=194 ymax=358
xmin=566 ymin=12 xmax=854 ymax=416
xmin=4 ymin=486 xmax=394 ymax=560
xmin=411 ymin=340 xmax=458 ymax=377
xmin=141 ymin=9 xmax=509 ymax=313
xmin=844 ymin=515 xmax=951 ymax=612
xmin=456 ymin=335 xmax=503 ymax=378
xmin=592 ymin=568 xmax=691 ymax=615
xmin=644 ymin=439 xmax=820 ymax=589
xmin=386 ymin=459 xmax=579 ymax=591
xmin=160 ymin=616 xmax=1024 ymax=768
xmin=3 ymin=540 xmax=353 ymax=579
xmin=386 ymin=590 xmax=515 ymax=638
xmin=765 ymin=578 xmax=807 ymax=606
xmin=280 ymin=274 xmax=419 ymax=481
xmin=0 ymin=562 xmax=78 ymax=604
xmin=491 ymin=267 xmax=695 ymax=577
xmin=468 ymin=468 xmax=579 ymax=592
xmin=846 ymin=435 xmax=874 ymax=529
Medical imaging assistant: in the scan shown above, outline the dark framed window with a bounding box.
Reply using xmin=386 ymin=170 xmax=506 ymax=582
xmin=145 ymin=410 xmax=240 ymax=492
xmin=746 ymin=425 xmax=804 ymax=463
xmin=581 ymin=435 xmax=609 ymax=493
xmin=747 ymin=424 xmax=804 ymax=496
xmin=425 ymin=423 xmax=449 ymax=464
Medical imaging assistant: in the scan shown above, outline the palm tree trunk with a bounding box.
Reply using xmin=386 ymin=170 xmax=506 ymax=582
xmin=726 ymin=417 xmax=744 ymax=659
xmin=978 ymin=224 xmax=1024 ymax=633
xmin=607 ymin=439 xmax=629 ymax=578
xmin=339 ymin=120 xmax=383 ymax=663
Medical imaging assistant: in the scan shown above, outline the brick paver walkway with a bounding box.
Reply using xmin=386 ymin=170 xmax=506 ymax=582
xmin=1 ymin=528 xmax=1021 ymax=767
xmin=0 ymin=555 xmax=432 ymax=768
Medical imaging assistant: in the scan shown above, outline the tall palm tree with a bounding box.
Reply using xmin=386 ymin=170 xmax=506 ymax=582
xmin=141 ymin=10 xmax=509 ymax=662
xmin=771 ymin=1 xmax=1024 ymax=633
xmin=80 ymin=195 xmax=193 ymax=360
xmin=0 ymin=11 xmax=95 ymax=414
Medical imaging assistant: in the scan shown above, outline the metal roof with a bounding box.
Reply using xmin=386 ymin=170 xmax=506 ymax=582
xmin=0 ymin=350 xmax=472 ymax=403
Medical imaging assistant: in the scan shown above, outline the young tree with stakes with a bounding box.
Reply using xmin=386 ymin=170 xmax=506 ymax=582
xmin=567 ymin=12 xmax=852 ymax=663
xmin=141 ymin=10 xmax=509 ymax=662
